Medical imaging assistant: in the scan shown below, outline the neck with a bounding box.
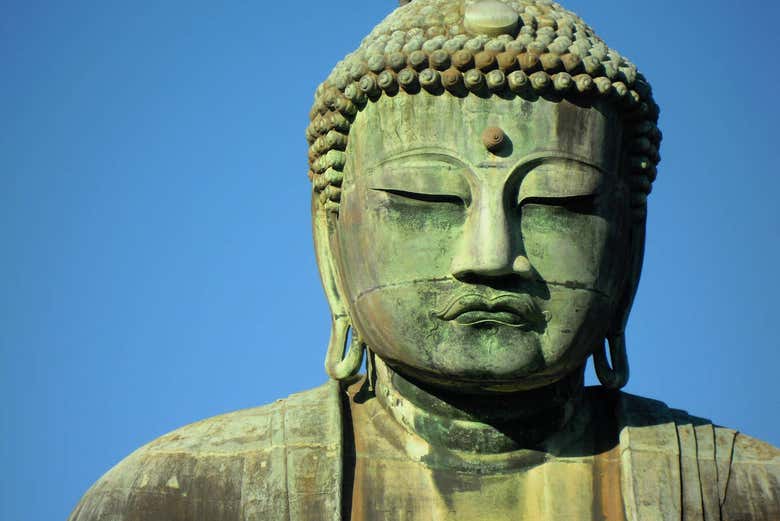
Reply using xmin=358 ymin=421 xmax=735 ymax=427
xmin=373 ymin=356 xmax=586 ymax=455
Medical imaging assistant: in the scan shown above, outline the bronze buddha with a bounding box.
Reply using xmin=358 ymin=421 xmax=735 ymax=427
xmin=70 ymin=1 xmax=780 ymax=520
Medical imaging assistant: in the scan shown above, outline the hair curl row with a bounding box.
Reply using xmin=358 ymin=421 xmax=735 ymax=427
xmin=307 ymin=0 xmax=661 ymax=221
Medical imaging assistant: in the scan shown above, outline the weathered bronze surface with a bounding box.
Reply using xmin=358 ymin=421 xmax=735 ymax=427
xmin=71 ymin=1 xmax=779 ymax=519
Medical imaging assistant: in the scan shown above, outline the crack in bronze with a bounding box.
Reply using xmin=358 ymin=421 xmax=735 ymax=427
xmin=354 ymin=277 xmax=454 ymax=302
xmin=354 ymin=276 xmax=609 ymax=302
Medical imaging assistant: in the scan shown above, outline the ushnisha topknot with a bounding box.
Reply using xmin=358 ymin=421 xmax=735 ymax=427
xmin=307 ymin=0 xmax=661 ymax=221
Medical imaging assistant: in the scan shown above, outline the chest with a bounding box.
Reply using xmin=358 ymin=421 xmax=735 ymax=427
xmin=350 ymin=448 xmax=625 ymax=521
xmin=348 ymin=394 xmax=626 ymax=521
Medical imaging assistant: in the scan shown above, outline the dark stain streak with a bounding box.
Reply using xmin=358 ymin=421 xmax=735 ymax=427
xmin=542 ymin=279 xmax=610 ymax=299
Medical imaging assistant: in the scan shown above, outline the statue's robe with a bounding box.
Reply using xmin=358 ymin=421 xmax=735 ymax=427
xmin=70 ymin=380 xmax=780 ymax=521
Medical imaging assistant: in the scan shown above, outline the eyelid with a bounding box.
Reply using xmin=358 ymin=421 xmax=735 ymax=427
xmin=517 ymin=160 xmax=604 ymax=206
xmin=372 ymin=188 xmax=465 ymax=206
xmin=519 ymin=194 xmax=598 ymax=211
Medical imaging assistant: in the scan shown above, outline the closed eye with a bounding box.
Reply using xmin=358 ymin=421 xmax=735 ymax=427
xmin=520 ymin=193 xmax=598 ymax=213
xmin=374 ymin=188 xmax=465 ymax=206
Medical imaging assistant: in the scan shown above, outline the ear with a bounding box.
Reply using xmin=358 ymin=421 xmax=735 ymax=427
xmin=312 ymin=195 xmax=364 ymax=380
xmin=594 ymin=216 xmax=646 ymax=389
xmin=614 ymin=218 xmax=646 ymax=337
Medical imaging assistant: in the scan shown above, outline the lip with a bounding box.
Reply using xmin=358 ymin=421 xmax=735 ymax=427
xmin=453 ymin=310 xmax=531 ymax=327
xmin=433 ymin=292 xmax=547 ymax=329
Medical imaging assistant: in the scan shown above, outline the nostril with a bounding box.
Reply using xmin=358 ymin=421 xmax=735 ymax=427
xmin=452 ymin=269 xmax=480 ymax=284
xmin=451 ymin=256 xmax=534 ymax=284
xmin=451 ymin=270 xmax=531 ymax=292
xmin=452 ymin=262 xmax=514 ymax=280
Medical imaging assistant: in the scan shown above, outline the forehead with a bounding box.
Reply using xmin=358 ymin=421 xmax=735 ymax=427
xmin=347 ymin=94 xmax=623 ymax=172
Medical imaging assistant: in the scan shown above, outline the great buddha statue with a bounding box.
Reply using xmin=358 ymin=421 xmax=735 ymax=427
xmin=70 ymin=1 xmax=780 ymax=520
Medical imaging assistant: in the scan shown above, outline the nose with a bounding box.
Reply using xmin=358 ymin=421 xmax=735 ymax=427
xmin=450 ymin=193 xmax=533 ymax=280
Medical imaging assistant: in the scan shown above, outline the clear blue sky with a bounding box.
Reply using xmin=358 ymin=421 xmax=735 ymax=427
xmin=2 ymin=1 xmax=779 ymax=519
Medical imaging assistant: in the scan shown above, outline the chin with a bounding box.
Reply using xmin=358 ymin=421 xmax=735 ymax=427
xmin=381 ymin=341 xmax=587 ymax=395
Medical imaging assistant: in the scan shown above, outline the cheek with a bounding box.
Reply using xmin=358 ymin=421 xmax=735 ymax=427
xmin=541 ymin=288 xmax=611 ymax=367
xmin=520 ymin=205 xmax=622 ymax=293
xmin=337 ymin=188 xmax=465 ymax=289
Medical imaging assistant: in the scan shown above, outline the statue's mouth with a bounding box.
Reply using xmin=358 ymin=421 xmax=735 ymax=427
xmin=432 ymin=292 xmax=549 ymax=329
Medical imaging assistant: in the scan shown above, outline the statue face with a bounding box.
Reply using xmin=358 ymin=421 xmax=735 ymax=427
xmin=333 ymin=94 xmax=631 ymax=392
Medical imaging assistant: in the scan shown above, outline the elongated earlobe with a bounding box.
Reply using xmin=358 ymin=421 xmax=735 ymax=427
xmin=312 ymin=195 xmax=365 ymax=381
xmin=325 ymin=317 xmax=365 ymax=380
xmin=594 ymin=332 xmax=629 ymax=389
xmin=594 ymin=211 xmax=645 ymax=390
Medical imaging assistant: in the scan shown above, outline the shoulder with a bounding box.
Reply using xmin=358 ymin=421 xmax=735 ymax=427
xmin=613 ymin=390 xmax=780 ymax=520
xmin=722 ymin=430 xmax=780 ymax=520
xmin=69 ymin=381 xmax=345 ymax=521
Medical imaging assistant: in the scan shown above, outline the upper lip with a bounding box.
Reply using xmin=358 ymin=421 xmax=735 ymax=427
xmin=432 ymin=292 xmax=546 ymax=328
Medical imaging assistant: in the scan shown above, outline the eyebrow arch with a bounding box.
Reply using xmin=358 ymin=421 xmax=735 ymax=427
xmin=364 ymin=148 xmax=608 ymax=175
xmin=511 ymin=150 xmax=608 ymax=175
xmin=364 ymin=147 xmax=464 ymax=172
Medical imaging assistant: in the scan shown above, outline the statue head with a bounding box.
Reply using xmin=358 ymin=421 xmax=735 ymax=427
xmin=308 ymin=0 xmax=661 ymax=393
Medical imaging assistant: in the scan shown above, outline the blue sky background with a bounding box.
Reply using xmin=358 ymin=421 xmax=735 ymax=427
xmin=2 ymin=1 xmax=779 ymax=519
